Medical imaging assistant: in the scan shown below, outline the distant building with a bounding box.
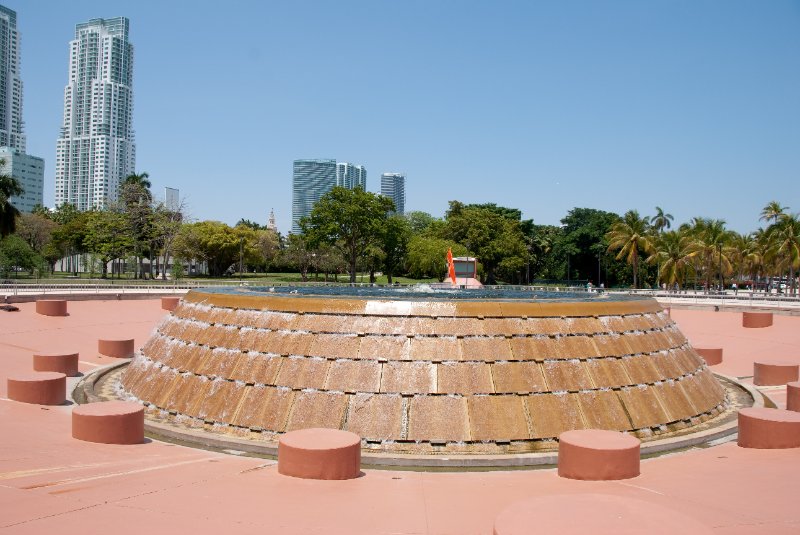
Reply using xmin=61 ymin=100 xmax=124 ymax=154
xmin=267 ymin=208 xmax=277 ymax=232
xmin=55 ymin=17 xmax=135 ymax=211
xmin=164 ymin=187 xmax=179 ymax=210
xmin=291 ymin=159 xmax=367 ymax=234
xmin=0 ymin=5 xmax=25 ymax=151
xmin=336 ymin=162 xmax=366 ymax=190
xmin=0 ymin=5 xmax=43 ymax=213
xmin=0 ymin=147 xmax=44 ymax=212
xmin=380 ymin=172 xmax=405 ymax=215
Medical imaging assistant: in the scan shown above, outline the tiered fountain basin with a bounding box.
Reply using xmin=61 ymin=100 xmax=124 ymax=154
xmin=118 ymin=286 xmax=739 ymax=463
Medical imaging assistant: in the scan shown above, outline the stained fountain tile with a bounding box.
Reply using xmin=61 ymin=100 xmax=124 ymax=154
xmin=407 ymin=396 xmax=470 ymax=441
xmin=509 ymin=337 xmax=557 ymax=361
xmin=623 ymin=332 xmax=651 ymax=354
xmin=293 ymin=313 xmax=345 ymax=333
xmin=183 ymin=345 xmax=214 ymax=371
xmin=230 ymin=385 xmax=294 ymax=431
xmin=130 ymin=361 xmax=163 ymax=401
xmin=541 ymin=359 xmax=594 ymax=391
xmin=482 ymin=318 xmax=524 ymax=336
xmin=437 ymin=362 xmax=494 ymax=394
xmin=624 ymin=314 xmax=653 ymax=331
xmin=688 ymin=370 xmax=727 ymax=413
xmin=149 ymin=367 xmax=183 ymax=408
xmin=255 ymin=311 xmax=296 ymax=330
xmin=672 ymin=347 xmax=703 ymax=375
xmin=647 ymin=352 xmax=684 ymax=380
xmin=567 ymin=317 xmax=605 ymax=335
xmin=173 ymin=375 xmax=213 ymax=417
xmin=467 ymin=396 xmax=529 ymax=440
xmin=526 ymin=393 xmax=586 ymax=439
xmin=196 ymin=348 xmax=240 ymax=378
xmin=522 ymin=317 xmax=565 ymax=335
xmin=618 ymin=385 xmax=671 ymax=429
xmin=237 ymin=328 xmax=263 ymax=352
xmin=406 ymin=317 xmax=437 ymax=336
xmin=308 ymin=333 xmax=361 ymax=359
xmin=271 ymin=331 xmax=315 ymax=356
xmin=285 ymin=391 xmax=348 ymax=431
xmin=552 ymin=335 xmax=596 ymax=359
xmin=410 ymin=336 xmax=461 ymax=361
xmin=491 ymin=362 xmax=547 ymax=392
xmin=161 ymin=343 xmax=191 ymax=370
xmin=195 ymin=379 xmax=243 ymax=423
xmin=345 ymin=393 xmax=403 ymax=440
xmin=651 ymin=380 xmax=697 ymax=422
xmin=602 ymin=315 xmax=629 ymax=333
xmin=120 ymin=358 xmax=149 ymax=393
xmin=454 ymin=301 xmax=503 ymax=316
xmin=352 ymin=315 xmax=409 ymax=335
xmin=325 ymin=360 xmax=382 ymax=392
xmin=434 ymin=317 xmax=484 ymax=337
xmin=380 ymin=361 xmax=436 ymax=394
xmin=227 ymin=352 xmax=282 ymax=385
xmin=576 ymin=389 xmax=631 ymax=431
xmin=592 ymin=334 xmax=632 ymax=357
xmin=584 ymin=358 xmax=632 ymax=388
xmin=273 ymin=357 xmax=330 ymax=389
xmin=621 ymin=355 xmax=663 ymax=384
xmin=460 ymin=336 xmax=511 ymax=361
xmin=359 ymin=336 xmax=410 ymax=360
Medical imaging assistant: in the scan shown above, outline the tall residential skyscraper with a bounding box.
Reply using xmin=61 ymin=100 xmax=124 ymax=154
xmin=336 ymin=162 xmax=366 ymax=190
xmin=55 ymin=17 xmax=135 ymax=211
xmin=380 ymin=172 xmax=406 ymax=215
xmin=291 ymin=159 xmax=337 ymax=234
xmin=0 ymin=5 xmax=24 ymax=151
xmin=0 ymin=4 xmax=44 ymax=214
xmin=291 ymin=159 xmax=367 ymax=233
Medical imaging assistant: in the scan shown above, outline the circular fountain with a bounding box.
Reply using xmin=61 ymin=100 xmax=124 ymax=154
xmin=115 ymin=286 xmax=745 ymax=465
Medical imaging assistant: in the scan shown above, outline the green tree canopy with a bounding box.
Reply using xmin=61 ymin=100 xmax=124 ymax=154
xmin=405 ymin=236 xmax=468 ymax=281
xmin=302 ymin=186 xmax=394 ymax=283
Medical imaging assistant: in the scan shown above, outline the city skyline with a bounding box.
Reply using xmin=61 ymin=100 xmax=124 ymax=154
xmin=3 ymin=1 xmax=799 ymax=234
xmin=54 ymin=16 xmax=135 ymax=210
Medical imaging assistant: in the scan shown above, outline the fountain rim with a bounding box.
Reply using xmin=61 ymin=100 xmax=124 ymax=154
xmin=77 ymin=363 xmax=759 ymax=470
xmin=182 ymin=288 xmax=663 ymax=317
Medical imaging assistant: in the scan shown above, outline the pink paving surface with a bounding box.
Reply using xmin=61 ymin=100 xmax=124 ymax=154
xmin=0 ymin=300 xmax=799 ymax=534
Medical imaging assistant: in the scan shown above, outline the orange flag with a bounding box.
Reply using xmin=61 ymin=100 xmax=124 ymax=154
xmin=447 ymin=248 xmax=457 ymax=284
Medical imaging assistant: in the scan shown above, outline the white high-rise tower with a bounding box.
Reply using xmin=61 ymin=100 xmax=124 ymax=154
xmin=0 ymin=5 xmax=24 ymax=151
xmin=55 ymin=17 xmax=135 ymax=210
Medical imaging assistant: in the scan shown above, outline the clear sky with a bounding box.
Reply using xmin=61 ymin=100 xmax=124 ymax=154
xmin=6 ymin=0 xmax=800 ymax=234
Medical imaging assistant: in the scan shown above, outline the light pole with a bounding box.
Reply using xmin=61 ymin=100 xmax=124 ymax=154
xmin=239 ymin=237 xmax=244 ymax=283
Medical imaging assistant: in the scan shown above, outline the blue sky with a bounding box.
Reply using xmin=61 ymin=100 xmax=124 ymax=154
xmin=7 ymin=0 xmax=800 ymax=234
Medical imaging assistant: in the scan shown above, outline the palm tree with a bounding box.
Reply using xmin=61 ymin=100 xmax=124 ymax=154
xmin=760 ymin=201 xmax=789 ymax=226
xmin=0 ymin=159 xmax=24 ymax=238
xmin=771 ymin=214 xmax=800 ymax=296
xmin=123 ymin=172 xmax=152 ymax=203
xmin=690 ymin=219 xmax=733 ymax=292
xmin=646 ymin=230 xmax=695 ymax=290
xmin=652 ymin=206 xmax=674 ymax=234
xmin=606 ymin=210 xmax=653 ymax=289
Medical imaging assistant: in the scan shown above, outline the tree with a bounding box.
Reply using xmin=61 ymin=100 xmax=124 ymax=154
xmin=406 ymin=236 xmax=468 ymax=281
xmin=83 ymin=210 xmax=133 ymax=278
xmin=405 ymin=211 xmax=438 ymax=235
xmin=770 ymin=214 xmax=800 ymax=295
xmin=651 ymin=206 xmax=674 ymax=234
xmin=646 ymin=230 xmax=695 ymax=289
xmin=255 ymin=229 xmax=280 ymax=272
xmin=443 ymin=201 xmax=527 ymax=284
xmin=760 ymin=201 xmax=789 ymax=226
xmin=151 ymin=201 xmax=185 ymax=280
xmin=0 ymin=159 xmax=23 ymax=238
xmin=303 ymin=187 xmax=394 ymax=283
xmin=687 ymin=218 xmax=733 ymax=291
xmin=172 ymin=221 xmax=259 ymax=277
xmin=0 ymin=235 xmax=41 ymax=277
xmin=236 ymin=219 xmax=263 ymax=230
xmin=381 ymin=215 xmax=411 ymax=283
xmin=120 ymin=177 xmax=155 ymax=278
xmin=282 ymin=233 xmax=315 ymax=282
xmin=15 ymin=213 xmax=58 ymax=255
xmin=123 ymin=172 xmax=153 ymax=202
xmin=559 ymin=208 xmax=621 ymax=284
xmin=605 ymin=210 xmax=653 ymax=288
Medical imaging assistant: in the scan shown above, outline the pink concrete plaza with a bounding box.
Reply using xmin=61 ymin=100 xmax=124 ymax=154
xmin=1 ymin=299 xmax=799 ymax=534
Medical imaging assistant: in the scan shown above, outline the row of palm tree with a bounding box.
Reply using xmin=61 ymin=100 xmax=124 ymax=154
xmin=607 ymin=204 xmax=800 ymax=294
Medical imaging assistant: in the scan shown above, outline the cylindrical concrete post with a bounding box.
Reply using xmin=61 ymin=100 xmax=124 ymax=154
xmin=557 ymin=429 xmax=640 ymax=480
xmin=278 ymin=428 xmax=361 ymax=480
xmin=7 ymin=372 xmax=66 ymax=405
xmin=33 ymin=352 xmax=80 ymax=376
xmin=35 ymin=300 xmax=68 ymax=317
xmin=98 ymin=339 xmax=135 ymax=358
xmin=72 ymin=401 xmax=145 ymax=444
